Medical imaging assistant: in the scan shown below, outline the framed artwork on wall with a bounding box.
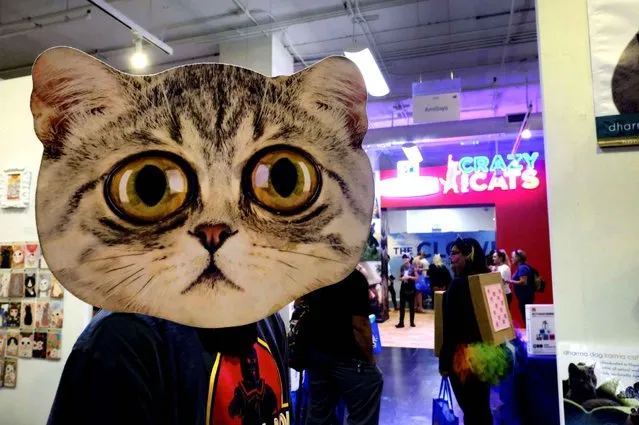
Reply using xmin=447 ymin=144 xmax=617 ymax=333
xmin=0 ymin=168 xmax=31 ymax=209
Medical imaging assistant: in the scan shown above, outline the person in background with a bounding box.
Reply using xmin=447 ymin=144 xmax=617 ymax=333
xmin=413 ymin=256 xmax=427 ymax=313
xmin=439 ymin=237 xmax=492 ymax=425
xmin=388 ymin=275 xmax=398 ymax=311
xmin=486 ymin=250 xmax=497 ymax=271
xmin=302 ymin=269 xmax=384 ymax=425
xmin=396 ymin=254 xmax=417 ymax=328
xmin=493 ymin=249 xmax=513 ymax=306
xmin=508 ymin=249 xmax=536 ymax=324
xmin=428 ymin=254 xmax=452 ymax=295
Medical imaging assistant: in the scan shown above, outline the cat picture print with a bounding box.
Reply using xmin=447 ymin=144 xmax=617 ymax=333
xmin=30 ymin=47 xmax=374 ymax=328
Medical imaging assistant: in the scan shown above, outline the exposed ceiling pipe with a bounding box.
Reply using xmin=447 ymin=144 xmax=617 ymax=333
xmin=0 ymin=10 xmax=91 ymax=40
xmin=239 ymin=6 xmax=310 ymax=68
xmin=511 ymin=102 xmax=533 ymax=156
xmin=0 ymin=1 xmax=121 ymax=31
xmin=491 ymin=0 xmax=516 ymax=114
xmin=88 ymin=0 xmax=172 ymax=55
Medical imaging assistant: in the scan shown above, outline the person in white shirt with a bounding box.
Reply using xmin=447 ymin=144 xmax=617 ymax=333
xmin=492 ymin=249 xmax=513 ymax=305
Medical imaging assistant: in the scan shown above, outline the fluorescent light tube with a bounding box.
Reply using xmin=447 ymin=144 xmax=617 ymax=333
xmin=402 ymin=145 xmax=423 ymax=163
xmin=344 ymin=47 xmax=389 ymax=97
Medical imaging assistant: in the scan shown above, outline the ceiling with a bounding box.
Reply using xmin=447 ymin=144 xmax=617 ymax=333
xmin=0 ymin=0 xmax=540 ymax=128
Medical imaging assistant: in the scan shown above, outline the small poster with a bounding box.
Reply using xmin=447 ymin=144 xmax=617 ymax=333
xmin=0 ymin=271 xmax=9 ymax=297
xmin=11 ymin=244 xmax=24 ymax=269
xmin=8 ymin=273 xmax=24 ymax=297
xmin=0 ymin=245 xmax=11 ymax=268
xmin=0 ymin=302 xmax=8 ymax=327
xmin=0 ymin=330 xmax=5 ymax=356
xmin=47 ymin=331 xmax=61 ymax=360
xmin=50 ymin=275 xmax=64 ymax=299
xmin=6 ymin=302 xmax=20 ymax=327
xmin=559 ymin=342 xmax=639 ymax=424
xmin=33 ymin=332 xmax=47 ymax=359
xmin=0 ymin=358 xmax=4 ymax=387
xmin=3 ymin=358 xmax=17 ymax=388
xmin=38 ymin=271 xmax=51 ymax=297
xmin=5 ymin=330 xmax=19 ymax=357
xmin=23 ymin=272 xmax=37 ymax=297
xmin=588 ymin=0 xmax=639 ymax=147
xmin=18 ymin=332 xmax=33 ymax=358
xmin=24 ymin=243 xmax=40 ymax=268
xmin=35 ymin=301 xmax=50 ymax=328
xmin=20 ymin=300 xmax=35 ymax=330
xmin=49 ymin=301 xmax=64 ymax=329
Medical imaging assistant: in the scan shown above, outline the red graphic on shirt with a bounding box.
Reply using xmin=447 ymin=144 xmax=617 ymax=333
xmin=208 ymin=340 xmax=285 ymax=425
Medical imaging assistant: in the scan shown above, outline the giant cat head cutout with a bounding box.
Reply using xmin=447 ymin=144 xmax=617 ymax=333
xmin=30 ymin=47 xmax=374 ymax=328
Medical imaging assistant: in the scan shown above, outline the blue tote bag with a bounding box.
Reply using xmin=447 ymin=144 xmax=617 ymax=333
xmin=432 ymin=378 xmax=459 ymax=425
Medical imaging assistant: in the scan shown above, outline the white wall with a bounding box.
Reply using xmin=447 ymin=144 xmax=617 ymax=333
xmin=0 ymin=76 xmax=92 ymax=424
xmin=537 ymin=0 xmax=639 ymax=345
xmin=387 ymin=207 xmax=495 ymax=234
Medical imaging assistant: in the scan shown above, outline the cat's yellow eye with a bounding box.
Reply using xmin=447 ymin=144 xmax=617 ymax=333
xmin=105 ymin=154 xmax=193 ymax=223
xmin=247 ymin=147 xmax=321 ymax=214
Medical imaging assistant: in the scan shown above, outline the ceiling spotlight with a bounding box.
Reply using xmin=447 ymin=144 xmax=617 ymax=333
xmin=130 ymin=39 xmax=148 ymax=70
xmin=521 ymin=128 xmax=532 ymax=139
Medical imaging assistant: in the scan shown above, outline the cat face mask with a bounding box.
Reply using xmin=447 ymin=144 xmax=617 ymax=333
xmin=30 ymin=47 xmax=374 ymax=328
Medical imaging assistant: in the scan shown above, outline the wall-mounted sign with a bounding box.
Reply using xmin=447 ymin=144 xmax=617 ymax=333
xmin=379 ymin=152 xmax=541 ymax=198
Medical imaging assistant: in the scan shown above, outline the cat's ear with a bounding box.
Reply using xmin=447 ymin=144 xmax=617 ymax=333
xmin=569 ymin=363 xmax=579 ymax=374
xmin=295 ymin=56 xmax=368 ymax=146
xmin=30 ymin=47 xmax=127 ymax=152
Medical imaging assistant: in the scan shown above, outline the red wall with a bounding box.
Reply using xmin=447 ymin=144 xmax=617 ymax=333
xmin=380 ymin=161 xmax=553 ymax=326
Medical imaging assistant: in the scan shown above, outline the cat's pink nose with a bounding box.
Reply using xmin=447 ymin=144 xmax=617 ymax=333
xmin=193 ymin=223 xmax=233 ymax=251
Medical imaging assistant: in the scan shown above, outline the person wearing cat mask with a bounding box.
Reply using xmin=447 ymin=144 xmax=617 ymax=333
xmin=439 ymin=237 xmax=492 ymax=425
xmin=30 ymin=47 xmax=374 ymax=425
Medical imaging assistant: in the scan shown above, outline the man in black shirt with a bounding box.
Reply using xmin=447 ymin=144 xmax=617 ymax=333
xmin=302 ymin=269 xmax=384 ymax=425
xmin=397 ymin=254 xmax=417 ymax=328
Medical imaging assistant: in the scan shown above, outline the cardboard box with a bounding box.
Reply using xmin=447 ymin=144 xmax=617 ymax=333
xmin=525 ymin=304 xmax=556 ymax=355
xmin=469 ymin=272 xmax=515 ymax=344
xmin=434 ymin=291 xmax=445 ymax=357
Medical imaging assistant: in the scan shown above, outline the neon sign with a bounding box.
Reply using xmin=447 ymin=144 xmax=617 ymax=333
xmin=440 ymin=152 xmax=540 ymax=194
xmin=379 ymin=152 xmax=541 ymax=198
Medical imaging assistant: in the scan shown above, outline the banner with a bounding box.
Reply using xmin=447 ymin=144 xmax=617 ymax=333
xmin=387 ymin=231 xmax=495 ymax=278
xmin=558 ymin=342 xmax=639 ymax=424
xmin=588 ymin=0 xmax=639 ymax=147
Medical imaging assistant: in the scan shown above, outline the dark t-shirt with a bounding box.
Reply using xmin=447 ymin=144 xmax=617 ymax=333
xmin=47 ymin=311 xmax=290 ymax=425
xmin=303 ymin=270 xmax=371 ymax=361
xmin=513 ymin=263 xmax=535 ymax=299
xmin=399 ymin=263 xmax=416 ymax=293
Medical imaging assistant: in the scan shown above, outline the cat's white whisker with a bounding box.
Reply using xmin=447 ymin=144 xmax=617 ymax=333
xmin=84 ymin=252 xmax=148 ymax=263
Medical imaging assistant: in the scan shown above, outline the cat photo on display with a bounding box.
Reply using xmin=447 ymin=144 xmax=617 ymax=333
xmin=29 ymin=46 xmax=374 ymax=328
xmin=47 ymin=330 xmax=61 ymax=360
xmin=50 ymin=275 xmax=63 ymax=299
xmin=21 ymin=301 xmax=34 ymax=330
xmin=49 ymin=301 xmax=63 ymax=328
xmin=33 ymin=332 xmax=47 ymax=359
xmin=0 ymin=246 xmax=12 ymax=268
xmin=4 ymin=359 xmax=17 ymax=388
xmin=6 ymin=330 xmax=19 ymax=357
xmin=38 ymin=273 xmax=51 ymax=297
xmin=18 ymin=333 xmax=34 ymax=358
xmin=24 ymin=243 xmax=40 ymax=268
xmin=11 ymin=245 xmax=24 ymax=269
xmin=24 ymin=272 xmax=37 ymax=297
xmin=35 ymin=301 xmax=50 ymax=328
xmin=564 ymin=362 xmax=621 ymax=411
xmin=0 ymin=303 xmax=9 ymax=327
